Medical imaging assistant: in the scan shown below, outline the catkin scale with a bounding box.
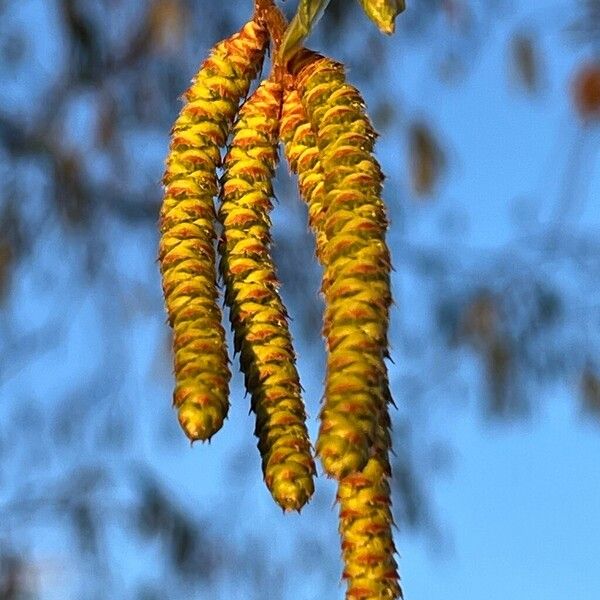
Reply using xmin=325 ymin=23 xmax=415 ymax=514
xmin=280 ymin=87 xmax=328 ymax=261
xmin=219 ymin=78 xmax=315 ymax=512
xmin=159 ymin=20 xmax=267 ymax=442
xmin=337 ymin=458 xmax=401 ymax=600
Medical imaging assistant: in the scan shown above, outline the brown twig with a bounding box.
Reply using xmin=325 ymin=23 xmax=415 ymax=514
xmin=254 ymin=0 xmax=288 ymax=55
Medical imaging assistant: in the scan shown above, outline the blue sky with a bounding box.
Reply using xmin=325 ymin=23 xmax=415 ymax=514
xmin=1 ymin=0 xmax=599 ymax=598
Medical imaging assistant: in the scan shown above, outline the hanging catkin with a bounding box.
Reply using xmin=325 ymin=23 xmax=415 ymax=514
xmin=280 ymin=71 xmax=399 ymax=599
xmin=288 ymin=50 xmax=393 ymax=481
xmin=219 ymin=77 xmax=315 ymax=512
xmin=281 ymin=83 xmax=394 ymax=462
xmin=338 ymin=347 xmax=398 ymax=598
xmin=159 ymin=20 xmax=268 ymax=442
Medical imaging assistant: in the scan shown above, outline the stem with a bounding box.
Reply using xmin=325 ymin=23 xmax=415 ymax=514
xmin=254 ymin=0 xmax=288 ymax=55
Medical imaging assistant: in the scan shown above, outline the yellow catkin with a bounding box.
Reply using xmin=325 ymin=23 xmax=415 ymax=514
xmin=280 ymin=71 xmax=400 ymax=598
xmin=337 ymin=367 xmax=398 ymax=599
xmin=281 ymin=84 xmax=393 ymax=461
xmin=218 ymin=77 xmax=315 ymax=512
xmin=159 ymin=20 xmax=267 ymax=442
xmin=289 ymin=50 xmax=393 ymax=481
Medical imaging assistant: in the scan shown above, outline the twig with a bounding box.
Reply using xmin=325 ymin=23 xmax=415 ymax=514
xmin=254 ymin=0 xmax=288 ymax=54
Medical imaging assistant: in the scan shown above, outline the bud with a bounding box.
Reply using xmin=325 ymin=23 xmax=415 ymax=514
xmin=338 ymin=457 xmax=402 ymax=599
xmin=357 ymin=0 xmax=405 ymax=35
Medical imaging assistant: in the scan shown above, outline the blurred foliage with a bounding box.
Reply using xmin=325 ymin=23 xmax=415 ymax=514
xmin=408 ymin=122 xmax=446 ymax=198
xmin=581 ymin=368 xmax=600 ymax=416
xmin=509 ymin=32 xmax=542 ymax=93
xmin=0 ymin=0 xmax=599 ymax=598
xmin=572 ymin=62 xmax=600 ymax=120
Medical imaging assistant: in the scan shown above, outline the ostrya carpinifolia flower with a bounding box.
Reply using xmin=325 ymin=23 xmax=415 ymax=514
xmin=280 ymin=67 xmax=399 ymax=598
xmin=290 ymin=50 xmax=393 ymax=481
xmin=159 ymin=20 xmax=268 ymax=442
xmin=219 ymin=78 xmax=315 ymax=512
xmin=281 ymin=80 xmax=393 ymax=462
xmin=159 ymin=0 xmax=404 ymax=590
xmin=338 ymin=366 xmax=398 ymax=598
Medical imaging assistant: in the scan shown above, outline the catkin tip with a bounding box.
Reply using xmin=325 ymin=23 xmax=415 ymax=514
xmin=177 ymin=399 xmax=227 ymax=441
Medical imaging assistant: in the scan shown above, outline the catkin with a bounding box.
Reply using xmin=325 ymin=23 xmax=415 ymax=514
xmin=158 ymin=2 xmax=404 ymax=591
xmin=357 ymin=0 xmax=405 ymax=35
xmin=159 ymin=20 xmax=267 ymax=442
xmin=281 ymin=72 xmax=399 ymax=598
xmin=282 ymin=83 xmax=394 ymax=462
xmin=219 ymin=77 xmax=315 ymax=512
xmin=290 ymin=50 xmax=393 ymax=480
xmin=339 ymin=356 xmax=398 ymax=598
